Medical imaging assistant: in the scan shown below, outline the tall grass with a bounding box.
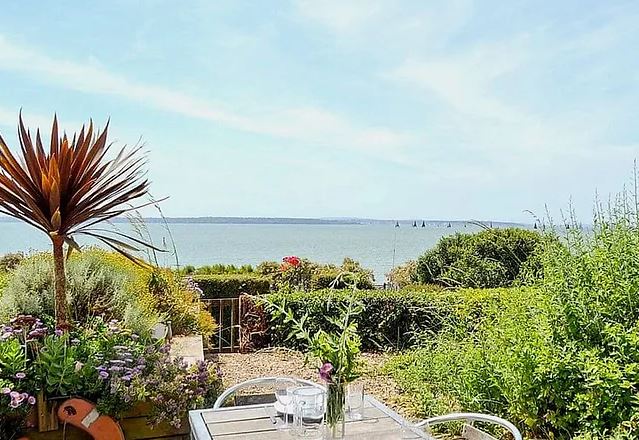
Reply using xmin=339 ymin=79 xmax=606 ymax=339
xmin=387 ymin=167 xmax=639 ymax=439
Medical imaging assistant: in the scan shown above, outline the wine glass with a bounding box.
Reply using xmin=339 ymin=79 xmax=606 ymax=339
xmin=275 ymin=378 xmax=297 ymax=430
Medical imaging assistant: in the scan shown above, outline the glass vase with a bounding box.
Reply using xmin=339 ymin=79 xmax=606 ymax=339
xmin=325 ymin=381 xmax=346 ymax=439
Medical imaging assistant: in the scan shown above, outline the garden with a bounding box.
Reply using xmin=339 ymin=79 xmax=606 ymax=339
xmin=1 ymin=115 xmax=638 ymax=439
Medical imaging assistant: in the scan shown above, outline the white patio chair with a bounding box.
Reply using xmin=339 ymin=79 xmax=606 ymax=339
xmin=213 ymin=376 xmax=325 ymax=409
xmin=416 ymin=412 xmax=523 ymax=440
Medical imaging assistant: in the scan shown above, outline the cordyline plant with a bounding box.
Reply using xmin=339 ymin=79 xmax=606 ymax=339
xmin=0 ymin=113 xmax=160 ymax=328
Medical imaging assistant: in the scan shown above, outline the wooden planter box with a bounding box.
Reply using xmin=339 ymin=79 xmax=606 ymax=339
xmin=25 ymin=399 xmax=189 ymax=440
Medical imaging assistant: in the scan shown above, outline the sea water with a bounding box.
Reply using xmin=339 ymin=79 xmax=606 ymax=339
xmin=0 ymin=222 xmax=488 ymax=281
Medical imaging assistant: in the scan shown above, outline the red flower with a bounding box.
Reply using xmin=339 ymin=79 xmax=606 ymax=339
xmin=282 ymin=256 xmax=301 ymax=267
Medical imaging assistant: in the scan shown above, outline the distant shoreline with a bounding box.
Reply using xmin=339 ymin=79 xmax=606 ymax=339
xmin=0 ymin=216 xmax=528 ymax=227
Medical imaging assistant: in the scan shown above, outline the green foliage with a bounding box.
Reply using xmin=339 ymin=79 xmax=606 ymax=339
xmin=0 ymin=316 xmax=223 ymax=431
xmin=35 ymin=334 xmax=82 ymax=396
xmin=266 ymin=298 xmax=363 ymax=384
xmin=386 ymin=287 xmax=554 ymax=435
xmin=264 ymin=285 xmax=508 ymax=351
xmin=311 ymin=258 xmax=375 ymax=290
xmin=0 ymin=253 xmax=24 ymax=272
xmin=192 ymin=274 xmax=271 ymax=298
xmin=386 ymin=260 xmax=419 ymax=288
xmin=269 ymin=257 xmax=375 ymax=293
xmin=0 ymin=338 xmax=27 ymax=378
xmin=0 ymin=272 xmax=7 ymax=294
xmin=416 ymin=227 xmax=545 ymax=288
xmin=0 ymin=251 xmax=159 ymax=335
xmin=179 ymin=263 xmax=255 ymax=275
xmin=0 ymin=254 xmax=56 ymax=321
xmin=387 ymin=177 xmax=639 ymax=439
xmin=0 ymin=249 xmax=216 ymax=339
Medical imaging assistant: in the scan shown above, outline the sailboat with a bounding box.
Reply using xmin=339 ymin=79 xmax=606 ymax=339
xmin=421 ymin=221 xmax=426 ymax=228
xmin=395 ymin=221 xmax=400 ymax=228
xmin=447 ymin=222 xmax=451 ymax=228
xmin=412 ymin=221 xmax=417 ymax=228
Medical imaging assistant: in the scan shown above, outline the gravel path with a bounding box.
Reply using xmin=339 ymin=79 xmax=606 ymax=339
xmin=208 ymin=348 xmax=415 ymax=421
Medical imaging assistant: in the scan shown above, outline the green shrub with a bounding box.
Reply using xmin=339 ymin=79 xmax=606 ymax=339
xmin=193 ymin=274 xmax=271 ymax=298
xmin=386 ymin=287 xmax=554 ymax=436
xmin=264 ymin=286 xmax=509 ymax=351
xmin=387 ymin=180 xmax=639 ymax=439
xmin=0 ymin=253 xmax=24 ymax=272
xmin=180 ymin=263 xmax=255 ymax=276
xmin=0 ymin=253 xmax=56 ymax=322
xmin=266 ymin=257 xmax=375 ymax=292
xmin=0 ymin=250 xmax=216 ymax=339
xmin=416 ymin=228 xmax=545 ymax=288
xmin=386 ymin=260 xmax=419 ymax=288
xmin=0 ymin=251 xmax=161 ymax=335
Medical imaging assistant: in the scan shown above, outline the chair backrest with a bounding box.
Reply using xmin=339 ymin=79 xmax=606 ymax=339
xmin=213 ymin=376 xmax=325 ymax=409
xmin=415 ymin=412 xmax=522 ymax=440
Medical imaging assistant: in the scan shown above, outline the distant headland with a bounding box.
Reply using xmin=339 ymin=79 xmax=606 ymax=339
xmin=0 ymin=216 xmax=528 ymax=227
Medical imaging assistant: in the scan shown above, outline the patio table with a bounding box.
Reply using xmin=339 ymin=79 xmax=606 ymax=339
xmin=189 ymin=394 xmax=430 ymax=439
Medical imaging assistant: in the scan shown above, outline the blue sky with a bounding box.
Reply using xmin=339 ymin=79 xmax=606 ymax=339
xmin=0 ymin=0 xmax=637 ymax=222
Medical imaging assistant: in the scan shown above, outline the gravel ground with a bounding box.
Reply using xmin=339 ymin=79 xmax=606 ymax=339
xmin=208 ymin=348 xmax=415 ymax=421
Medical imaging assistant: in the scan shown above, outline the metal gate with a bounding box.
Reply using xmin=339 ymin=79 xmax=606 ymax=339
xmin=203 ymin=298 xmax=240 ymax=353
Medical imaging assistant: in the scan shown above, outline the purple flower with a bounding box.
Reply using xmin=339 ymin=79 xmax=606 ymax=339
xmin=15 ymin=372 xmax=26 ymax=379
xmin=99 ymin=371 xmax=109 ymax=379
xmin=1 ymin=387 xmax=11 ymax=394
xmin=54 ymin=329 xmax=63 ymax=337
xmin=28 ymin=395 xmax=36 ymax=405
xmin=319 ymin=362 xmax=334 ymax=383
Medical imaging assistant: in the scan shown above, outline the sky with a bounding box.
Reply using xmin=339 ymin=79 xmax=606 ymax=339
xmin=0 ymin=1 xmax=637 ymax=223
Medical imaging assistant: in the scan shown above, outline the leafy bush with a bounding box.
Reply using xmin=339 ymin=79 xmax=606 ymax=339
xmin=0 ymin=250 xmax=216 ymax=339
xmin=0 ymin=253 xmax=23 ymax=272
xmin=387 ymin=182 xmax=639 ymax=439
xmin=386 ymin=287 xmax=554 ymax=435
xmin=193 ymin=274 xmax=271 ymax=298
xmin=386 ymin=260 xmax=419 ymax=288
xmin=180 ymin=263 xmax=255 ymax=275
xmin=263 ymin=257 xmax=375 ymax=293
xmin=264 ymin=285 xmax=511 ymax=352
xmin=416 ymin=228 xmax=545 ymax=288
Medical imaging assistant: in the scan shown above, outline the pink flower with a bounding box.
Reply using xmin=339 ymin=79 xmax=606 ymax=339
xmin=15 ymin=372 xmax=26 ymax=379
xmin=319 ymin=362 xmax=334 ymax=383
xmin=28 ymin=395 xmax=36 ymax=405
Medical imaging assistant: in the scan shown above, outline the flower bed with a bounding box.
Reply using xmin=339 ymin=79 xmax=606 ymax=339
xmin=0 ymin=316 xmax=222 ymax=440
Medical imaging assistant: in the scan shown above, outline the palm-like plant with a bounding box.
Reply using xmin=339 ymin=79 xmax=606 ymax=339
xmin=0 ymin=114 xmax=158 ymax=328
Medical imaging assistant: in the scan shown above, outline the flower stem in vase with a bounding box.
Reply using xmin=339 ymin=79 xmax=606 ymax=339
xmin=325 ymin=382 xmax=346 ymax=439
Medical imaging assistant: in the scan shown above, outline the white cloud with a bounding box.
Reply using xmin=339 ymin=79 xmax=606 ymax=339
xmin=294 ymin=0 xmax=386 ymax=33
xmin=0 ymin=35 xmax=413 ymax=163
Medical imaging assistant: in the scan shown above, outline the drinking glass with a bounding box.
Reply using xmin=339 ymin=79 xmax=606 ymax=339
xmin=347 ymin=382 xmax=364 ymax=421
xmin=275 ymin=378 xmax=297 ymax=430
xmin=292 ymin=386 xmax=325 ymax=439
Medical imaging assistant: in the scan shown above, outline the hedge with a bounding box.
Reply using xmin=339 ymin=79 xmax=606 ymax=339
xmin=192 ymin=274 xmax=271 ymax=299
xmin=264 ymin=286 xmax=512 ymax=351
